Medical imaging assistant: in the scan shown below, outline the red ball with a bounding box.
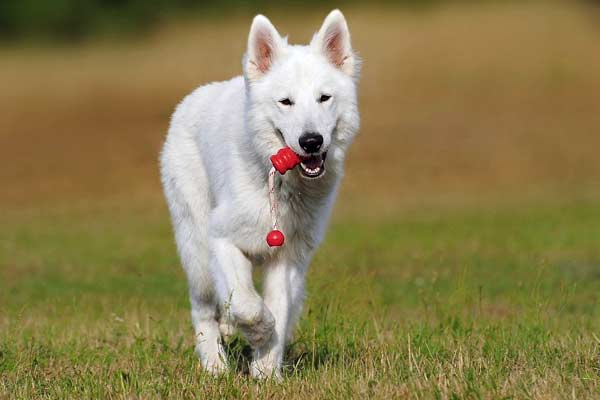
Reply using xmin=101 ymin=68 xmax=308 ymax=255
xmin=266 ymin=230 xmax=285 ymax=247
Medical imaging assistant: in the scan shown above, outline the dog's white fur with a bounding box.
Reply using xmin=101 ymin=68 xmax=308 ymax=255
xmin=160 ymin=10 xmax=360 ymax=379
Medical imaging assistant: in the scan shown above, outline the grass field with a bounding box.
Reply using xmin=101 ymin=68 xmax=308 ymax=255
xmin=2 ymin=200 xmax=600 ymax=398
xmin=1 ymin=1 xmax=600 ymax=398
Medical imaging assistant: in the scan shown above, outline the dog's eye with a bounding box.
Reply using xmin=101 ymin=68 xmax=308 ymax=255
xmin=319 ymin=94 xmax=332 ymax=103
xmin=279 ymin=98 xmax=293 ymax=106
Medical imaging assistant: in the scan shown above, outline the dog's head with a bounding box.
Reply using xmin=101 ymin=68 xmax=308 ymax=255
xmin=243 ymin=10 xmax=360 ymax=180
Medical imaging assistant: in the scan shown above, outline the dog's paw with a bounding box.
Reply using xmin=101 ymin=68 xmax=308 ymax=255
xmin=237 ymin=305 xmax=275 ymax=348
xmin=250 ymin=358 xmax=282 ymax=381
xmin=201 ymin=354 xmax=229 ymax=376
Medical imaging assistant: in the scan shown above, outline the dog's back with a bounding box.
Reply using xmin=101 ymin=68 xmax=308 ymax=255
xmin=161 ymin=76 xmax=246 ymax=202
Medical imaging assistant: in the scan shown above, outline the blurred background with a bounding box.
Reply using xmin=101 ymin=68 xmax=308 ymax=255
xmin=1 ymin=0 xmax=600 ymax=213
xmin=1 ymin=2 xmax=600 ymax=395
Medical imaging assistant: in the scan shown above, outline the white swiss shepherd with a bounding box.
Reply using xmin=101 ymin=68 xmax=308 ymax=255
xmin=160 ymin=10 xmax=360 ymax=379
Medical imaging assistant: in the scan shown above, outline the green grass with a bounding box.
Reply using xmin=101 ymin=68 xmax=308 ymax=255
xmin=1 ymin=200 xmax=600 ymax=398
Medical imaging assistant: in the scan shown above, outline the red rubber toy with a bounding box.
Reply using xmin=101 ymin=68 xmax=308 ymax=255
xmin=266 ymin=147 xmax=302 ymax=247
xmin=270 ymin=147 xmax=301 ymax=175
xmin=266 ymin=229 xmax=285 ymax=247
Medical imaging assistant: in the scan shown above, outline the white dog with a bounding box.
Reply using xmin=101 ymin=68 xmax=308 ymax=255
xmin=160 ymin=9 xmax=360 ymax=379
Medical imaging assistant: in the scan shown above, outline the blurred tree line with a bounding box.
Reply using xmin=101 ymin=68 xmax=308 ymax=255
xmin=0 ymin=0 xmax=440 ymax=42
xmin=0 ymin=0 xmax=196 ymax=41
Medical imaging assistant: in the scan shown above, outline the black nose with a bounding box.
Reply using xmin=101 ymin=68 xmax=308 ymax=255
xmin=299 ymin=132 xmax=323 ymax=153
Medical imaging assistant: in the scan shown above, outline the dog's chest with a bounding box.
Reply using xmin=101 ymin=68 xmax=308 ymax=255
xmin=230 ymin=179 xmax=331 ymax=258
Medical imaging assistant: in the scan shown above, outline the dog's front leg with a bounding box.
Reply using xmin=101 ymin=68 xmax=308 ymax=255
xmin=251 ymin=260 xmax=306 ymax=380
xmin=209 ymin=237 xmax=275 ymax=348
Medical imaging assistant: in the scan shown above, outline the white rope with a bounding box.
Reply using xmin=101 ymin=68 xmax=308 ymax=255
xmin=268 ymin=166 xmax=278 ymax=230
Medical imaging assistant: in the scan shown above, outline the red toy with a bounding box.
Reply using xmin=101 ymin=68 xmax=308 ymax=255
xmin=266 ymin=147 xmax=301 ymax=247
xmin=266 ymin=229 xmax=285 ymax=247
xmin=270 ymin=147 xmax=301 ymax=175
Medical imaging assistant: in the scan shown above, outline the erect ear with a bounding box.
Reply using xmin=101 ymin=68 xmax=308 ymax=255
xmin=312 ymin=9 xmax=356 ymax=76
xmin=245 ymin=15 xmax=283 ymax=81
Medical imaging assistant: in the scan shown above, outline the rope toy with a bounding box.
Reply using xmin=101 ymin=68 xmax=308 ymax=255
xmin=266 ymin=147 xmax=301 ymax=247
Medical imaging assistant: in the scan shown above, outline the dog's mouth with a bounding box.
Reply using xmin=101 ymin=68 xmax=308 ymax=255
xmin=273 ymin=127 xmax=327 ymax=179
xmin=299 ymin=152 xmax=327 ymax=179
